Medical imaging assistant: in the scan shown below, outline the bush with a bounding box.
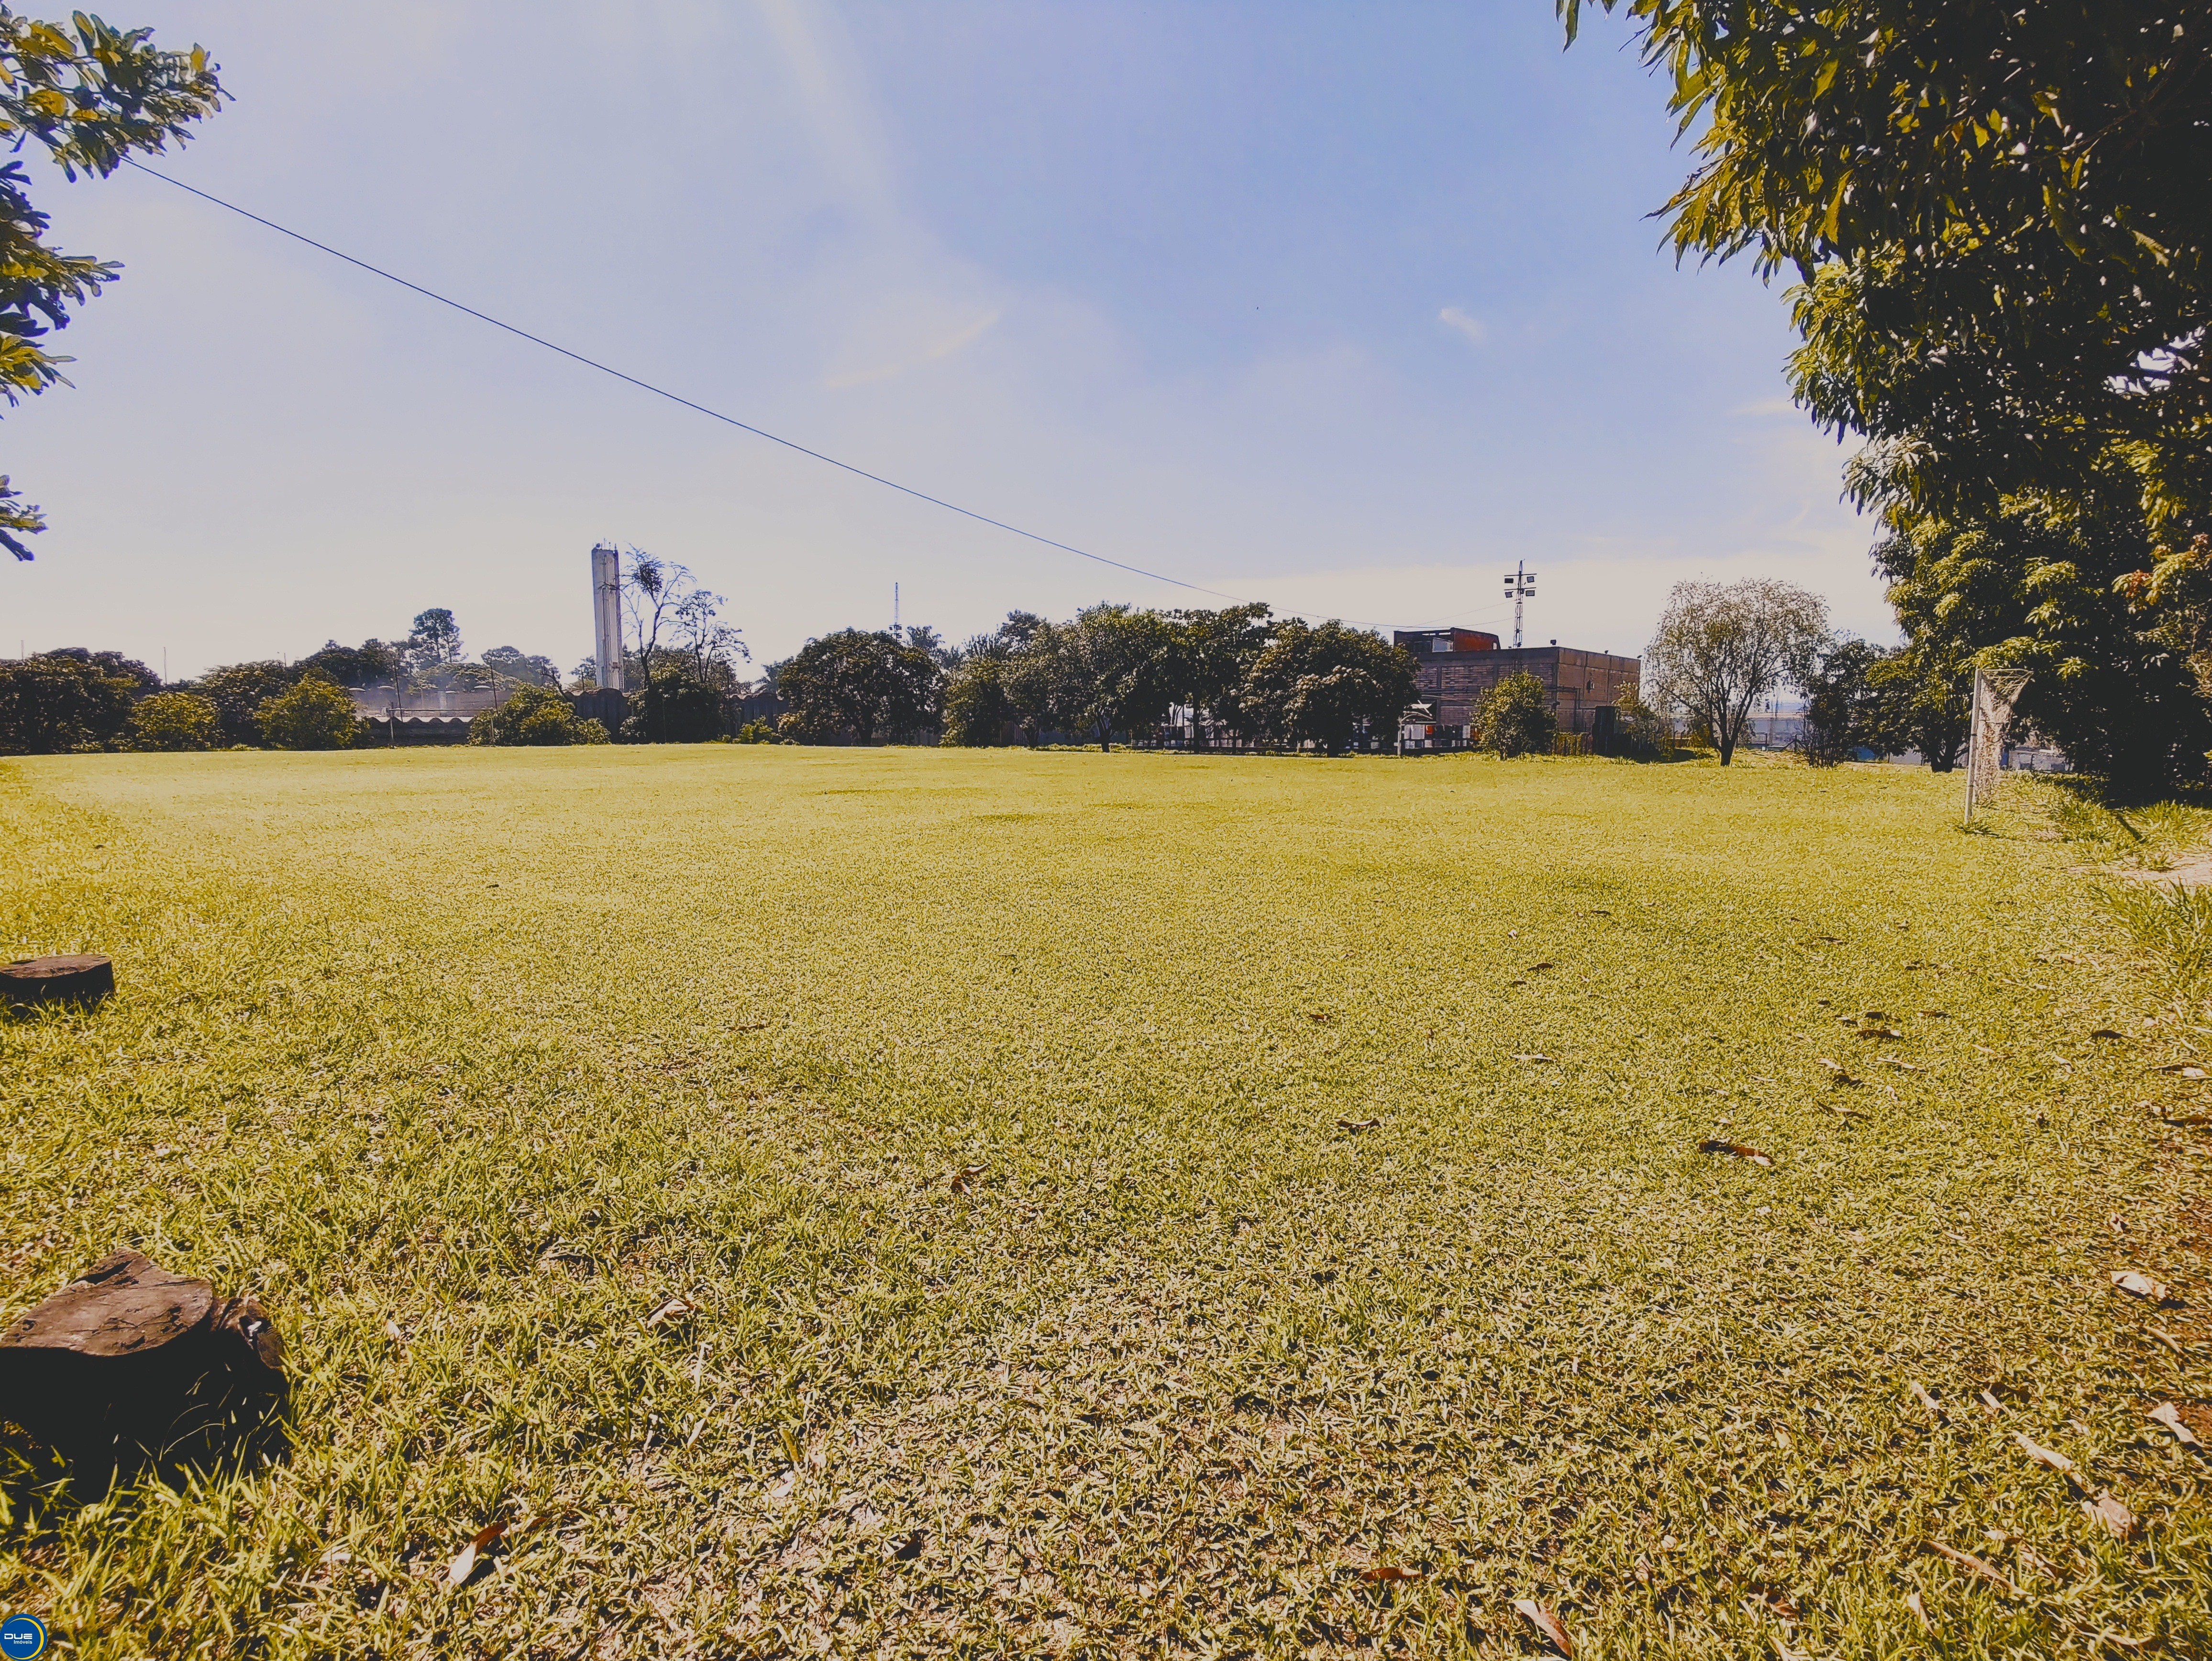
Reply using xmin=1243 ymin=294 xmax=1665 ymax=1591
xmin=255 ymin=679 xmax=361 ymax=750
xmin=470 ymin=685 xmax=590 ymax=746
xmin=619 ymin=666 xmax=729 ymax=743
xmin=735 ymin=719 xmax=781 ymax=744
xmin=575 ymin=717 xmax=611 ymax=744
xmin=1474 ymin=672 xmax=1558 ymax=758
xmin=129 ymin=692 xmax=221 ymax=752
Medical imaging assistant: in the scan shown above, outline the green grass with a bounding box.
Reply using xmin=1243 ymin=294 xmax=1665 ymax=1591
xmin=2 ymin=747 xmax=2207 ymax=1659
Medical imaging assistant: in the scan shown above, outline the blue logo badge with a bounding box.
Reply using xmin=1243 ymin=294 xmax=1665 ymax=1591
xmin=0 ymin=1616 xmax=47 ymax=1660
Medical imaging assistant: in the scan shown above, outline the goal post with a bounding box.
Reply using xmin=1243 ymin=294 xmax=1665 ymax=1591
xmin=1962 ymin=667 xmax=2030 ymax=824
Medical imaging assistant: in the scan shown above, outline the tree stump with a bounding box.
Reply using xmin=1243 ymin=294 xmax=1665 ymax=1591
xmin=0 ymin=953 xmax=114 ymax=1008
xmin=0 ymin=1250 xmax=287 ymax=1479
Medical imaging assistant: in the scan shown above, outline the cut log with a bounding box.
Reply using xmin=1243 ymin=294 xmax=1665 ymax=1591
xmin=0 ymin=1250 xmax=286 ymax=1477
xmin=0 ymin=953 xmax=114 ymax=1008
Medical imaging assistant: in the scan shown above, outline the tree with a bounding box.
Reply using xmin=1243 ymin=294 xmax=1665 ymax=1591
xmin=255 ymin=678 xmax=358 ymax=751
xmin=299 ymin=639 xmax=402 ymax=687
xmin=1165 ymin=603 xmax=1273 ymax=748
xmin=1878 ymin=496 xmax=2212 ymax=794
xmin=1562 ymin=1 xmax=2212 ymax=534
xmin=0 ymin=10 xmax=224 ymax=560
xmin=403 ymin=609 xmax=463 ymax=676
xmin=470 ymin=684 xmax=602 ymax=746
xmin=1243 ymin=620 xmax=1417 ymax=755
xmin=1867 ymin=638 xmax=1970 ymax=772
xmin=1474 ymin=671 xmax=1559 ymax=759
xmin=940 ymin=654 xmax=1017 ymax=746
xmin=772 ymin=629 xmax=941 ymax=744
xmin=191 ymin=660 xmax=300 ymax=745
xmin=480 ymin=645 xmax=563 ymax=688
xmin=127 ymin=690 xmax=217 ymax=751
xmin=1055 ymin=605 xmax=1179 ymax=752
xmin=1645 ymin=580 xmax=1827 ymax=766
xmin=1797 ymin=638 xmax=1889 ymax=768
xmin=0 ymin=652 xmax=136 ymax=752
xmin=619 ymin=664 xmax=729 ymax=744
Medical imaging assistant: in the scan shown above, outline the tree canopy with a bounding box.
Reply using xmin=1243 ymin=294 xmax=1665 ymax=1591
xmin=1645 ymin=579 xmax=1827 ymax=765
xmin=1 ymin=8 xmax=223 ymax=559
xmin=1564 ymin=0 xmax=2212 ymax=530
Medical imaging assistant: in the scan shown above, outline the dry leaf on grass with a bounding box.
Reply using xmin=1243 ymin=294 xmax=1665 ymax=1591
xmin=1980 ymin=1389 xmax=2004 ymax=1417
xmin=1307 ymin=1011 xmax=1334 ymax=1024
xmin=646 ymin=1296 xmax=697 ymax=1330
xmin=1906 ymin=1589 xmax=1932 ymax=1631
xmin=948 ymin=1163 xmax=987 ymax=1193
xmin=1526 ymin=961 xmax=1556 ymax=973
xmin=2111 ymin=1270 xmax=2171 ymax=1302
xmin=1512 ymin=1052 xmax=1555 ymax=1064
xmin=2090 ymin=1028 xmax=2125 ymax=1040
xmin=1855 ymin=1027 xmax=1905 ymax=1041
xmin=1924 ymin=1539 xmax=2021 ymax=1595
xmin=2013 ymin=1431 xmax=2076 ymax=1475
xmin=445 ymin=1515 xmax=547 ymax=1589
xmin=2148 ymin=1403 xmax=2199 ymax=1446
xmin=1920 ymin=1008 xmax=1950 ymax=1018
xmin=1698 ymin=1139 xmax=1773 ymax=1167
xmin=1879 ymin=1057 xmax=1927 ymax=1073
xmin=1335 ymin=1116 xmax=1380 ymax=1133
xmin=2082 ymin=1491 xmax=2137 ymax=1539
xmin=2154 ymin=1063 xmax=2208 ymax=1079
xmin=384 ymin=1318 xmax=404 ymax=1341
xmin=1910 ymin=1381 xmax=1944 ymax=1417
xmin=2148 ymin=1325 xmax=2190 ymax=1354
xmin=1513 ymin=1598 xmax=1573 ymax=1656
xmin=1361 ymin=1565 xmax=1419 ymax=1583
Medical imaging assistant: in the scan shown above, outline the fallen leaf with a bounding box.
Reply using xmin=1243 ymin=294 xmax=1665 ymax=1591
xmin=2148 ymin=1325 xmax=2189 ymax=1354
xmin=2090 ymin=1029 xmax=2125 ymax=1040
xmin=1335 ymin=1116 xmax=1380 ymax=1133
xmin=1974 ymin=1044 xmax=2002 ymax=1057
xmin=384 ymin=1318 xmax=404 ymax=1341
xmin=1511 ymin=1052 xmax=1555 ymax=1064
xmin=1924 ymin=1539 xmax=2021 ymax=1595
xmin=1863 ymin=1009 xmax=1890 ymax=1019
xmin=1362 ymin=1564 xmax=1419 ymax=1583
xmin=890 ymin=1528 xmax=925 ymax=1561
xmin=2111 ymin=1270 xmax=2171 ymax=1302
xmin=1980 ymin=1389 xmax=2004 ymax=1416
xmin=2154 ymin=1064 xmax=2208 ymax=1079
xmin=2082 ymin=1491 xmax=2137 ymax=1539
xmin=1308 ymin=1011 xmax=1334 ymax=1024
xmin=446 ymin=1521 xmax=508 ymax=1588
xmin=1513 ymin=1598 xmax=1573 ymax=1656
xmin=1588 ymin=908 xmax=1611 ymax=916
xmin=2148 ymin=1403 xmax=2199 ymax=1446
xmin=1879 ymin=1057 xmax=1927 ymax=1073
xmin=1906 ymin=1589 xmax=1932 ymax=1632
xmin=2013 ymin=1431 xmax=2076 ymax=1475
xmin=1919 ymin=1008 xmax=1950 ymax=1018
xmin=1526 ymin=961 xmax=1556 ymax=973
xmin=1697 ymin=1138 xmax=1773 ymax=1167
xmin=1855 ymin=1027 xmax=1905 ymax=1041
xmin=948 ymin=1163 xmax=987 ymax=1193
xmin=646 ymin=1296 xmax=697 ymax=1329
xmin=1910 ymin=1381 xmax=1944 ymax=1417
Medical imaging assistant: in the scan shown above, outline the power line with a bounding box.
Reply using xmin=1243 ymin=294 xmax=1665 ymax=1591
xmin=126 ymin=157 xmax=1449 ymax=634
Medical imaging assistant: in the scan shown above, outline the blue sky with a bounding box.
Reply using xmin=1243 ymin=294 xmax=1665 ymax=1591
xmin=4 ymin=1 xmax=1888 ymax=678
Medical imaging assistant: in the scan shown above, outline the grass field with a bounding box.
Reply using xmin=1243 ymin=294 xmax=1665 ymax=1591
xmin=2 ymin=745 xmax=2208 ymax=1660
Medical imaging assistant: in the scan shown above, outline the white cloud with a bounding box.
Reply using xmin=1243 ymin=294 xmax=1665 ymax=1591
xmin=1439 ymin=306 xmax=1487 ymax=346
xmin=825 ymin=307 xmax=1002 ymax=389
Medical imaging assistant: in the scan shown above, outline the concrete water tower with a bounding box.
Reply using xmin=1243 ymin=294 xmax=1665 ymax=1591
xmin=590 ymin=543 xmax=624 ymax=691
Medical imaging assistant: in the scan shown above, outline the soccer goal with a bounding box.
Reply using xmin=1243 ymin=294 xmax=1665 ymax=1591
xmin=1962 ymin=667 xmax=2031 ymax=824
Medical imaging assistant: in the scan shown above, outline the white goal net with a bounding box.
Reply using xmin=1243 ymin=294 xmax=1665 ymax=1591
xmin=1963 ymin=667 xmax=2030 ymax=823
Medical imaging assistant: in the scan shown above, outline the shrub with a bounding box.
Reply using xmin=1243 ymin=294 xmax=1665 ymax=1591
xmin=0 ymin=654 xmax=138 ymax=753
xmin=129 ymin=692 xmax=221 ymax=752
xmin=1474 ymin=672 xmax=1558 ymax=758
xmin=575 ymin=718 xmax=611 ymax=744
xmin=470 ymin=685 xmax=588 ymax=746
xmin=735 ymin=719 xmax=781 ymax=744
xmin=255 ymin=679 xmax=361 ymax=750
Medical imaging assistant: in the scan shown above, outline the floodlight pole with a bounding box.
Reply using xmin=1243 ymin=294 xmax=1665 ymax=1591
xmin=1504 ymin=561 xmax=1537 ymax=649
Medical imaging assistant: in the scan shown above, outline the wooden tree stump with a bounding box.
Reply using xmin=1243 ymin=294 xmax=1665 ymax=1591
xmin=0 ymin=1250 xmax=286 ymax=1477
xmin=0 ymin=953 xmax=114 ymax=1008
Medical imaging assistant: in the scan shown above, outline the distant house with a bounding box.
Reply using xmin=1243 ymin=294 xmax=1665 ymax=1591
xmin=1392 ymin=631 xmax=1639 ymax=742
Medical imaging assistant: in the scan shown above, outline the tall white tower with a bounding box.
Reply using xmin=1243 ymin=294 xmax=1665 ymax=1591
xmin=591 ymin=543 xmax=624 ymax=691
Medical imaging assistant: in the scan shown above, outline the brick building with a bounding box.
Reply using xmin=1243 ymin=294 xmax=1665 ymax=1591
xmin=1393 ymin=629 xmax=1639 ymax=737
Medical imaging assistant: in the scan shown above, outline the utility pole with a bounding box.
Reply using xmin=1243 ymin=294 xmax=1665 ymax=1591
xmin=1503 ymin=561 xmax=1537 ymax=649
xmin=893 ymin=582 xmax=900 ymax=640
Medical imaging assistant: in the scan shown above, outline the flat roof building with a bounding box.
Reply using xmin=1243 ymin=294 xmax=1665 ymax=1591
xmin=1393 ymin=631 xmax=1638 ymax=736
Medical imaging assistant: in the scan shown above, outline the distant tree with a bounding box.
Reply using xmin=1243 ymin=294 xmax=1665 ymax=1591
xmin=470 ymin=684 xmax=591 ymax=746
xmin=1473 ymin=671 xmax=1559 ymax=759
xmin=902 ymin=623 xmax=962 ymax=671
xmin=1610 ymin=682 xmax=1673 ymax=760
xmin=127 ymin=690 xmax=218 ymax=751
xmin=940 ymin=654 xmax=1017 ymax=746
xmin=619 ymin=664 xmax=729 ymax=744
xmin=191 ymin=660 xmax=301 ymax=745
xmin=403 ymin=609 xmax=463 ymax=676
xmin=480 ymin=645 xmax=564 ymax=688
xmin=299 ymin=638 xmax=402 ymax=687
xmin=1797 ymin=638 xmax=1889 ymax=768
xmin=1244 ymin=620 xmax=1416 ymax=755
xmin=772 ymin=629 xmax=941 ymax=744
xmin=38 ymin=646 xmax=158 ymax=690
xmin=1054 ymin=604 xmax=1180 ymax=752
xmin=0 ymin=11 xmax=224 ymax=561
xmin=1645 ymin=580 xmax=1827 ymax=766
xmin=255 ymin=678 xmax=358 ymax=751
xmin=0 ymin=652 xmax=136 ymax=752
xmin=1166 ymin=603 xmax=1273 ymax=747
